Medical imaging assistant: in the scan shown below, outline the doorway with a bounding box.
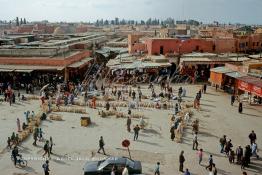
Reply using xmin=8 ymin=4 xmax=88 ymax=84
xmin=160 ymin=46 xmax=164 ymax=55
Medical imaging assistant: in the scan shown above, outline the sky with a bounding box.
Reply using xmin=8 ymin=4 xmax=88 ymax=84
xmin=0 ymin=0 xmax=262 ymax=24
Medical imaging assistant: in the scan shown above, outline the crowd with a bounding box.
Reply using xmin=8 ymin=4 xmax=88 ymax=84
xmin=1 ymin=66 xmax=260 ymax=175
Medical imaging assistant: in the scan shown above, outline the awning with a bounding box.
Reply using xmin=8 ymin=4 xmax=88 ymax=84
xmin=14 ymin=69 xmax=33 ymax=73
xmin=68 ymin=57 xmax=94 ymax=68
xmin=0 ymin=64 xmax=64 ymax=71
xmin=0 ymin=68 xmax=14 ymax=72
xmin=237 ymin=76 xmax=262 ymax=97
xmin=225 ymin=72 xmax=244 ymax=78
xmin=210 ymin=66 xmax=234 ymax=74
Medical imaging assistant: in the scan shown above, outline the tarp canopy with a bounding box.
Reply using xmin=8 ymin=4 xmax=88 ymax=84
xmin=225 ymin=72 xmax=244 ymax=78
xmin=0 ymin=68 xmax=14 ymax=72
xmin=237 ymin=76 xmax=262 ymax=88
xmin=237 ymin=76 xmax=262 ymax=97
xmin=14 ymin=69 xmax=33 ymax=73
xmin=210 ymin=66 xmax=234 ymax=74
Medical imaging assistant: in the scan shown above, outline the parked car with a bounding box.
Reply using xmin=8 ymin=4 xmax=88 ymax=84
xmin=83 ymin=157 xmax=142 ymax=175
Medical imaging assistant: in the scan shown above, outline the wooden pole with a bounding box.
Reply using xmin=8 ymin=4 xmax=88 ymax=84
xmin=127 ymin=147 xmax=131 ymax=159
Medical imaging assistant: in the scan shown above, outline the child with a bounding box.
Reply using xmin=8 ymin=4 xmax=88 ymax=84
xmin=197 ymin=148 xmax=203 ymax=165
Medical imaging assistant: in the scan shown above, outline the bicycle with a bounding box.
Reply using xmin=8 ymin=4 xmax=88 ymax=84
xmin=11 ymin=155 xmax=28 ymax=167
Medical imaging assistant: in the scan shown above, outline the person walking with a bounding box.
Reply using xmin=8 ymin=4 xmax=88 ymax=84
xmin=203 ymin=84 xmax=207 ymax=94
xmin=132 ymin=90 xmax=136 ymax=101
xmin=154 ymin=162 xmax=160 ymax=175
xmin=229 ymin=150 xmax=235 ymax=163
xmin=16 ymin=118 xmax=21 ymax=132
xmin=43 ymin=140 xmax=50 ymax=158
xmin=219 ymin=135 xmax=227 ymax=153
xmin=49 ymin=137 xmax=54 ymax=154
xmin=197 ymin=149 xmax=203 ymax=165
xmin=97 ymin=136 xmax=106 ymax=155
xmin=249 ymin=130 xmax=257 ymax=145
xmin=11 ymin=146 xmax=19 ymax=166
xmin=7 ymin=137 xmax=12 ymax=149
xmin=251 ymin=142 xmax=259 ymax=159
xmin=126 ymin=117 xmax=131 ymax=132
xmin=192 ymin=132 xmax=198 ymax=150
xmin=33 ymin=129 xmax=38 ymax=146
xmin=238 ymin=101 xmax=243 ymax=113
xmin=133 ymin=125 xmax=140 ymax=141
xmin=42 ymin=160 xmax=50 ymax=175
xmin=245 ymin=145 xmax=252 ymax=165
xmin=236 ymin=146 xmax=243 ymax=164
xmin=39 ymin=128 xmax=44 ymax=141
xmin=231 ymin=94 xmax=235 ymax=106
xmin=179 ymin=151 xmax=185 ymax=172
xmin=205 ymin=155 xmax=213 ymax=170
xmin=18 ymin=90 xmax=21 ymax=101
xmin=225 ymin=139 xmax=233 ymax=156
xmin=170 ymin=126 xmax=175 ymax=141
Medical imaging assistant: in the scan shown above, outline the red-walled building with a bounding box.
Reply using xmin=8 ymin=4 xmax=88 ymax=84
xmin=128 ymin=33 xmax=262 ymax=55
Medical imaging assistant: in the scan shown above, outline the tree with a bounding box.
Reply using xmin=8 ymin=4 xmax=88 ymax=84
xmin=146 ymin=18 xmax=152 ymax=25
xmin=115 ymin=17 xmax=119 ymax=25
xmin=20 ymin=18 xmax=23 ymax=25
xmin=95 ymin=19 xmax=99 ymax=26
xmin=16 ymin=17 xmax=19 ymax=26
xmin=104 ymin=20 xmax=109 ymax=25
xmin=23 ymin=18 xmax=26 ymax=24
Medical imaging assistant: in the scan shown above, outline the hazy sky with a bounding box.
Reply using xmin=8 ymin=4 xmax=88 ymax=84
xmin=0 ymin=0 xmax=262 ymax=24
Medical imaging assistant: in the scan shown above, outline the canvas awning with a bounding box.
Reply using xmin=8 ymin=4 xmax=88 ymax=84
xmin=237 ymin=76 xmax=262 ymax=97
xmin=0 ymin=64 xmax=64 ymax=71
xmin=14 ymin=69 xmax=33 ymax=73
xmin=225 ymin=72 xmax=244 ymax=78
xmin=0 ymin=68 xmax=14 ymax=72
xmin=210 ymin=66 xmax=234 ymax=74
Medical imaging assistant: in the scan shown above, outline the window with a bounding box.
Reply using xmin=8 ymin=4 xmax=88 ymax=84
xmin=103 ymin=164 xmax=115 ymax=172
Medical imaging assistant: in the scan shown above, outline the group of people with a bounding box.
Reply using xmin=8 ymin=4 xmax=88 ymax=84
xmin=219 ymin=130 xmax=259 ymax=170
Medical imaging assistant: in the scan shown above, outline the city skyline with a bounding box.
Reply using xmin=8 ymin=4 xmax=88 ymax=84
xmin=0 ymin=0 xmax=262 ymax=24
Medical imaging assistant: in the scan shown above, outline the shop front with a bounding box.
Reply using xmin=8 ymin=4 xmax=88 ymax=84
xmin=237 ymin=76 xmax=262 ymax=104
xmin=209 ymin=66 xmax=234 ymax=88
